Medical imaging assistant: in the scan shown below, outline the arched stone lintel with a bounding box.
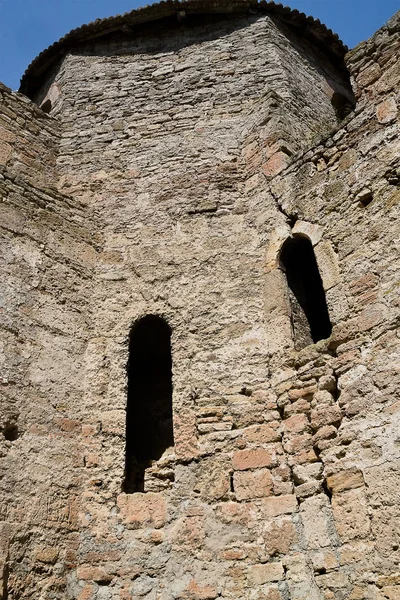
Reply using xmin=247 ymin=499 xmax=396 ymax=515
xmin=264 ymin=222 xmax=343 ymax=347
xmin=292 ymin=220 xmax=324 ymax=246
xmin=265 ymin=222 xmax=340 ymax=294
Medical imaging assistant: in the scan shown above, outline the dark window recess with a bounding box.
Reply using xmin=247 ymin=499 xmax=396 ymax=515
xmin=40 ymin=99 xmax=52 ymax=114
xmin=331 ymin=92 xmax=355 ymax=120
xmin=3 ymin=422 xmax=18 ymax=442
xmin=280 ymin=235 xmax=332 ymax=349
xmin=124 ymin=315 xmax=174 ymax=493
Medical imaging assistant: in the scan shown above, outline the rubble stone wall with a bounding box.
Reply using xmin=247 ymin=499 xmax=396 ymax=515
xmin=0 ymin=6 xmax=398 ymax=600
xmin=0 ymin=83 xmax=59 ymax=190
xmin=45 ymin=12 xmax=352 ymax=202
xmin=0 ymin=86 xmax=98 ymax=598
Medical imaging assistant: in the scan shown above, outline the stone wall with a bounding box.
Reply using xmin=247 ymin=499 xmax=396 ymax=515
xmin=0 ymin=87 xmax=98 ymax=598
xmin=262 ymin=11 xmax=400 ymax=599
xmin=43 ymin=12 xmax=352 ymax=202
xmin=0 ymin=5 xmax=399 ymax=600
xmin=0 ymin=83 xmax=59 ymax=190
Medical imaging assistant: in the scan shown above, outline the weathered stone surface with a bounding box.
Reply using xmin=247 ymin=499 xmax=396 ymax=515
xmin=0 ymin=3 xmax=399 ymax=598
xmin=233 ymin=468 xmax=274 ymax=500
xmin=232 ymin=448 xmax=278 ymax=471
xmin=259 ymin=495 xmax=298 ymax=518
xmin=117 ymin=492 xmax=166 ymax=528
xmin=248 ymin=562 xmax=284 ymax=584
xmin=326 ymin=468 xmax=364 ymax=493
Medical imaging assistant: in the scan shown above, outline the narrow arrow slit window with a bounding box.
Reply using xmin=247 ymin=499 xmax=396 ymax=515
xmin=124 ymin=315 xmax=174 ymax=493
xmin=280 ymin=235 xmax=332 ymax=349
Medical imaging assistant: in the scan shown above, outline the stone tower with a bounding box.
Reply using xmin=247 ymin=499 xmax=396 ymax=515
xmin=0 ymin=1 xmax=399 ymax=598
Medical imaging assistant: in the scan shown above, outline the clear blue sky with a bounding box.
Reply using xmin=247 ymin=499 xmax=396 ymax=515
xmin=0 ymin=0 xmax=399 ymax=91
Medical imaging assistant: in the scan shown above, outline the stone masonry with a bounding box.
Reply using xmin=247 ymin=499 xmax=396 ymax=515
xmin=0 ymin=1 xmax=399 ymax=599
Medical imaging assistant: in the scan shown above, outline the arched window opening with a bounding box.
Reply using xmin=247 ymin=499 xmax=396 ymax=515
xmin=124 ymin=315 xmax=174 ymax=493
xmin=40 ymin=99 xmax=52 ymax=114
xmin=280 ymin=235 xmax=332 ymax=349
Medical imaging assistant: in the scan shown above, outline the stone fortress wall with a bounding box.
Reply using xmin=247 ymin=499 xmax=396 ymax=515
xmin=0 ymin=83 xmax=98 ymax=598
xmin=0 ymin=1 xmax=399 ymax=599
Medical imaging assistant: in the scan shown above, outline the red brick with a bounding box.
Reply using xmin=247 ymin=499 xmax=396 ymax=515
xmin=262 ymin=151 xmax=289 ymax=177
xmin=55 ymin=418 xmax=81 ymax=433
xmin=82 ymin=424 xmax=98 ymax=437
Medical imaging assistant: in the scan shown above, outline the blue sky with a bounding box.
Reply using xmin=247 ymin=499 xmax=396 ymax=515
xmin=0 ymin=0 xmax=399 ymax=90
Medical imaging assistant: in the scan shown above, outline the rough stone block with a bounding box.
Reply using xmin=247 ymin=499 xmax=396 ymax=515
xmin=282 ymin=414 xmax=310 ymax=435
xmin=300 ymin=495 xmax=332 ymax=550
xmin=288 ymin=386 xmax=317 ymax=401
xmin=117 ymin=492 xmax=166 ymax=529
xmin=264 ymin=269 xmax=290 ymax=316
xmin=326 ymin=468 xmax=364 ymax=493
xmin=310 ymin=405 xmax=342 ymax=430
xmin=376 ymin=97 xmax=397 ymax=123
xmin=292 ymin=220 xmax=323 ymax=246
xmin=185 ymin=579 xmax=218 ymax=599
xmin=170 ymin=515 xmax=205 ymax=551
xmin=233 ymin=469 xmax=274 ymax=500
xmin=248 ymin=562 xmax=284 ymax=584
xmin=174 ymin=410 xmax=198 ymax=461
xmin=314 ymin=241 xmax=341 ymax=291
xmin=264 ymin=517 xmax=298 ymax=556
xmin=332 ymin=488 xmax=370 ymax=541
xmin=77 ymin=566 xmax=112 ymax=583
xmin=377 ymin=586 xmax=400 ymax=600
xmin=356 ymin=62 xmax=381 ymax=88
xmin=232 ymin=448 xmax=278 ymax=471
xmin=259 ymin=494 xmax=298 ymax=517
xmin=34 ymin=546 xmax=59 ymax=564
xmin=283 ymin=433 xmax=313 ymax=454
xmin=265 ymin=225 xmax=291 ymax=271
xmin=243 ymin=424 xmax=281 ymax=444
xmin=77 ymin=585 xmax=96 ymax=600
